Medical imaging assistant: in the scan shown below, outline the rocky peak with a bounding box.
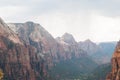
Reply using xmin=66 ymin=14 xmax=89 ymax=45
xmin=0 ymin=17 xmax=11 ymax=35
xmin=84 ymin=39 xmax=92 ymax=43
xmin=61 ymin=33 xmax=76 ymax=45
xmin=8 ymin=21 xmax=59 ymax=66
xmin=78 ymin=39 xmax=100 ymax=55
xmin=0 ymin=17 xmax=48 ymax=80
xmin=25 ymin=21 xmax=34 ymax=25
xmin=0 ymin=17 xmax=22 ymax=44
xmin=106 ymin=40 xmax=120 ymax=80
xmin=8 ymin=22 xmax=55 ymax=43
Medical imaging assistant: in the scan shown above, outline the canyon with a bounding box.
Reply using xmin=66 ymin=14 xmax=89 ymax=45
xmin=0 ymin=17 xmax=116 ymax=80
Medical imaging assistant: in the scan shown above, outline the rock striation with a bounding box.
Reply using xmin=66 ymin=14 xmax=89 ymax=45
xmin=8 ymin=22 xmax=87 ymax=63
xmin=0 ymin=18 xmax=47 ymax=80
xmin=106 ymin=41 xmax=120 ymax=80
xmin=7 ymin=21 xmax=87 ymax=79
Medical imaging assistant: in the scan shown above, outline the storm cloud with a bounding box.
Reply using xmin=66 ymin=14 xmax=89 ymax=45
xmin=0 ymin=0 xmax=120 ymax=42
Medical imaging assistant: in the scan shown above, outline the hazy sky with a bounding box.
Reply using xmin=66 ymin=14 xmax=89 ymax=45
xmin=0 ymin=0 xmax=120 ymax=42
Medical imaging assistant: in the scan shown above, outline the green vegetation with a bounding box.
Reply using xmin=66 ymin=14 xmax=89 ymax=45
xmin=48 ymin=58 xmax=111 ymax=80
xmin=48 ymin=56 xmax=98 ymax=80
xmin=85 ymin=63 xmax=111 ymax=80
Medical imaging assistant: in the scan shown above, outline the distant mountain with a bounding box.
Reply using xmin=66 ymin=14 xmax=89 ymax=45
xmin=97 ymin=42 xmax=116 ymax=63
xmin=8 ymin=22 xmax=87 ymax=62
xmin=79 ymin=39 xmax=116 ymax=64
xmin=92 ymin=42 xmax=116 ymax=64
xmin=50 ymin=34 xmax=98 ymax=80
xmin=8 ymin=21 xmax=97 ymax=80
xmin=98 ymin=42 xmax=116 ymax=58
xmin=79 ymin=39 xmax=100 ymax=55
xmin=0 ymin=17 xmax=113 ymax=80
xmin=79 ymin=40 xmax=116 ymax=64
xmin=60 ymin=33 xmax=77 ymax=45
xmin=56 ymin=33 xmax=87 ymax=59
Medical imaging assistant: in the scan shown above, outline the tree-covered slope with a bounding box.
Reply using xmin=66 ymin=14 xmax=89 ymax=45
xmin=48 ymin=56 xmax=98 ymax=80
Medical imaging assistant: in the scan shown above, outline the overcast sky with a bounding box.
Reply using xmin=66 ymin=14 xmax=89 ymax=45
xmin=0 ymin=0 xmax=120 ymax=42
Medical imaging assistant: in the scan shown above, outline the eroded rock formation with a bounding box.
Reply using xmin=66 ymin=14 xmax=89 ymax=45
xmin=106 ymin=41 xmax=120 ymax=80
xmin=0 ymin=18 xmax=46 ymax=80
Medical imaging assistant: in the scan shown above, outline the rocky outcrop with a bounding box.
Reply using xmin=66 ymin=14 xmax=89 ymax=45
xmin=78 ymin=39 xmax=100 ymax=55
xmin=60 ymin=33 xmax=76 ymax=45
xmin=79 ymin=39 xmax=116 ymax=64
xmin=8 ymin=22 xmax=60 ymax=69
xmin=8 ymin=22 xmax=87 ymax=63
xmin=0 ymin=18 xmax=22 ymax=44
xmin=106 ymin=41 xmax=120 ymax=80
xmin=0 ymin=18 xmax=46 ymax=80
xmin=56 ymin=33 xmax=87 ymax=59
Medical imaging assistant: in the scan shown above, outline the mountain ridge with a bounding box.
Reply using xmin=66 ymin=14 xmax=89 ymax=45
xmin=0 ymin=17 xmax=116 ymax=80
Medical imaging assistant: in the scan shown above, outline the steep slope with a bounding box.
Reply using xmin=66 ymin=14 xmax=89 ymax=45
xmin=0 ymin=18 xmax=21 ymax=44
xmin=8 ymin=22 xmax=60 ymax=69
xmin=86 ymin=63 xmax=111 ymax=80
xmin=56 ymin=33 xmax=87 ymax=59
xmin=0 ymin=18 xmax=47 ymax=80
xmin=79 ymin=39 xmax=100 ymax=55
xmin=8 ymin=22 xmax=87 ymax=63
xmin=9 ymin=23 xmax=96 ymax=79
xmin=79 ymin=40 xmax=116 ymax=64
xmin=52 ymin=33 xmax=97 ymax=80
xmin=96 ymin=42 xmax=116 ymax=63
xmin=8 ymin=22 xmax=94 ymax=80
xmin=60 ymin=33 xmax=76 ymax=45
xmin=106 ymin=41 xmax=120 ymax=80
xmin=49 ymin=56 xmax=97 ymax=80
xmin=99 ymin=42 xmax=116 ymax=55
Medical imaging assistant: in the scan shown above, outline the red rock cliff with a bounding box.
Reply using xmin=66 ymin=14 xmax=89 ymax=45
xmin=106 ymin=41 xmax=120 ymax=80
xmin=8 ymin=22 xmax=87 ymax=67
xmin=0 ymin=18 xmax=46 ymax=80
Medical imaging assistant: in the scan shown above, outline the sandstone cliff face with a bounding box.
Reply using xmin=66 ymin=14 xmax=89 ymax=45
xmin=8 ymin=22 xmax=87 ymax=63
xmin=0 ymin=18 xmax=46 ymax=80
xmin=106 ymin=41 xmax=120 ymax=80
xmin=56 ymin=33 xmax=87 ymax=59
xmin=9 ymin=22 xmax=60 ymax=68
xmin=7 ymin=19 xmax=87 ymax=79
xmin=0 ymin=18 xmax=21 ymax=44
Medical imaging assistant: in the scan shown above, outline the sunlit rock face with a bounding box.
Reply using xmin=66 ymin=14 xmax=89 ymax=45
xmin=106 ymin=41 xmax=120 ymax=80
xmin=8 ymin=22 xmax=87 ymax=65
xmin=0 ymin=18 xmax=22 ymax=44
xmin=8 ymin=22 xmax=60 ymax=69
xmin=7 ymin=19 xmax=87 ymax=80
xmin=0 ymin=18 xmax=46 ymax=80
xmin=56 ymin=33 xmax=87 ymax=59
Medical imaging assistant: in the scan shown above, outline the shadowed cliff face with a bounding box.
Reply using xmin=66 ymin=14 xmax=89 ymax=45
xmin=7 ymin=20 xmax=88 ymax=79
xmin=0 ymin=18 xmax=47 ymax=80
xmin=106 ymin=41 xmax=120 ymax=80
xmin=8 ymin=22 xmax=87 ymax=64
